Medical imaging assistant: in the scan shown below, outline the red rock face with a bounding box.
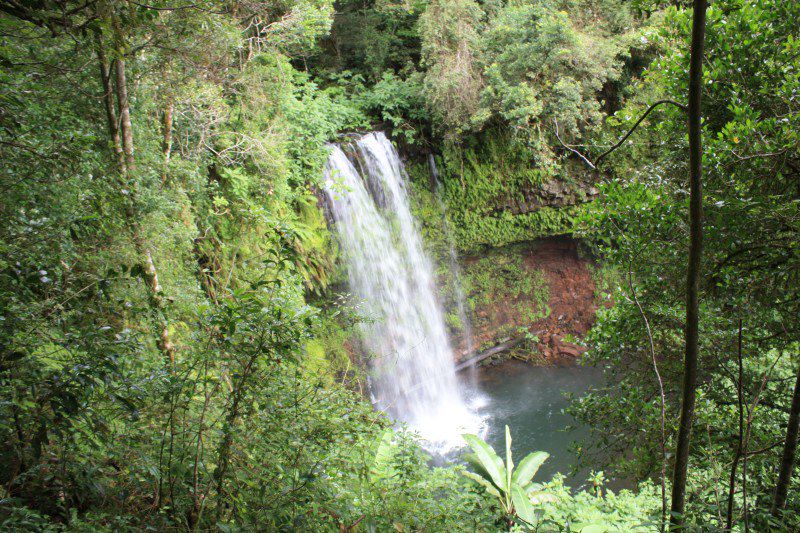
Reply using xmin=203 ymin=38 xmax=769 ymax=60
xmin=457 ymin=237 xmax=603 ymax=366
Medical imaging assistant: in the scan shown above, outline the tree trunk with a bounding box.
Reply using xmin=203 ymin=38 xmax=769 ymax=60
xmin=161 ymin=99 xmax=174 ymax=187
xmin=114 ymin=55 xmax=135 ymax=171
xmin=94 ymin=35 xmax=125 ymax=173
xmin=771 ymin=361 xmax=800 ymax=515
xmin=143 ymin=249 xmax=176 ymax=365
xmin=213 ymin=348 xmax=261 ymax=522
xmin=669 ymin=0 xmax=708 ymax=528
xmin=105 ymin=24 xmax=175 ymax=366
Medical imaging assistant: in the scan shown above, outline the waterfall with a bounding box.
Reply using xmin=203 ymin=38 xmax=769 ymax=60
xmin=323 ymin=132 xmax=483 ymax=452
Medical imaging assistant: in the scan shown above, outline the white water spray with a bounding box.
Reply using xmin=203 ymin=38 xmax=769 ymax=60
xmin=323 ymin=132 xmax=483 ymax=452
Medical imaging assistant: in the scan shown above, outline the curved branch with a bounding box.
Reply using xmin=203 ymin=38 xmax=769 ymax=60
xmin=554 ymin=99 xmax=688 ymax=169
xmin=595 ymin=99 xmax=687 ymax=166
xmin=553 ymin=120 xmax=596 ymax=169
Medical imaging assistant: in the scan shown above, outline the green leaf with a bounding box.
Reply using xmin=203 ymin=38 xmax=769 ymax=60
xmin=511 ymin=483 xmax=537 ymax=526
xmin=371 ymin=429 xmax=397 ymax=481
xmin=463 ymin=471 xmax=502 ymax=498
xmin=463 ymin=433 xmax=506 ymax=490
xmin=505 ymin=425 xmax=513 ymax=493
xmin=513 ymin=451 xmax=549 ymax=487
xmin=527 ymin=489 xmax=558 ymax=505
xmin=464 ymin=453 xmax=494 ymax=485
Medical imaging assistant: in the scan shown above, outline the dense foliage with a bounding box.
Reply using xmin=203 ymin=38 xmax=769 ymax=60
xmin=1 ymin=0 xmax=798 ymax=530
xmin=570 ymin=0 xmax=800 ymax=529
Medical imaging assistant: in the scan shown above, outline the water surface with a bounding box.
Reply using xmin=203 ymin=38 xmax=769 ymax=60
xmin=460 ymin=361 xmax=603 ymax=489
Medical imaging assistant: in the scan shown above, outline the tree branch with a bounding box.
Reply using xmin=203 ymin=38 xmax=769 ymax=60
xmin=553 ymin=120 xmax=597 ymax=169
xmin=554 ymin=99 xmax=688 ymax=170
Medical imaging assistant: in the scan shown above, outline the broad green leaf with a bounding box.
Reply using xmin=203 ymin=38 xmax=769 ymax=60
xmin=511 ymin=483 xmax=537 ymax=526
xmin=464 ymin=452 xmax=495 ymax=485
xmin=494 ymin=454 xmax=507 ymax=492
xmin=463 ymin=471 xmax=502 ymax=498
xmin=463 ymin=433 xmax=506 ymax=490
xmin=513 ymin=451 xmax=549 ymax=487
xmin=371 ymin=429 xmax=396 ymax=480
xmin=579 ymin=525 xmax=606 ymax=533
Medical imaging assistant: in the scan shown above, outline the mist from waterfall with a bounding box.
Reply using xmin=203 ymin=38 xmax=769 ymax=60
xmin=323 ymin=132 xmax=484 ymax=452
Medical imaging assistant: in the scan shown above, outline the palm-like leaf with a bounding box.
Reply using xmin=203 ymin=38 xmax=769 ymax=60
xmin=462 ymin=430 xmax=554 ymax=529
xmin=371 ymin=429 xmax=396 ymax=480
xmin=504 ymin=425 xmax=513 ymax=495
xmin=463 ymin=433 xmax=506 ymax=490
xmin=463 ymin=471 xmax=502 ymax=498
xmin=511 ymin=483 xmax=537 ymax=526
xmin=464 ymin=453 xmax=497 ymax=488
xmin=513 ymin=451 xmax=549 ymax=487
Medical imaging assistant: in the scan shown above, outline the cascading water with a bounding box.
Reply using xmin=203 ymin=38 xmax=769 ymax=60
xmin=323 ymin=132 xmax=484 ymax=452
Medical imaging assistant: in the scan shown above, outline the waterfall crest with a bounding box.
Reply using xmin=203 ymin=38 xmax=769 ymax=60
xmin=323 ymin=132 xmax=483 ymax=452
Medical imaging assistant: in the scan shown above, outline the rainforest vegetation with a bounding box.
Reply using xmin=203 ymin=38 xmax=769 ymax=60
xmin=1 ymin=0 xmax=798 ymax=530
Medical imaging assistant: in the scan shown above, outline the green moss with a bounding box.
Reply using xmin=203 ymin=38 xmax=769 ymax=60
xmin=452 ymin=205 xmax=582 ymax=252
xmin=406 ymin=129 xmax=587 ymax=254
xmin=438 ymin=132 xmax=552 ymax=215
xmin=464 ymin=249 xmax=550 ymax=327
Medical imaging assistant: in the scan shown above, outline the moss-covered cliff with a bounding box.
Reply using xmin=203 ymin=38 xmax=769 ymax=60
xmin=398 ymin=130 xmax=608 ymax=364
xmin=406 ymin=129 xmax=598 ymax=254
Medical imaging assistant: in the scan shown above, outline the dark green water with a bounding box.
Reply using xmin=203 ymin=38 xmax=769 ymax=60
xmin=460 ymin=361 xmax=604 ymax=490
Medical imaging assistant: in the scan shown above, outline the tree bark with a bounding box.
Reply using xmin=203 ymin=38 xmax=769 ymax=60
xmin=669 ymin=0 xmax=708 ymax=527
xmin=113 ymin=55 xmax=135 ymax=171
xmin=214 ymin=349 xmax=260 ymax=522
xmin=161 ymin=99 xmax=174 ymax=187
xmin=771 ymin=361 xmax=800 ymax=515
xmin=94 ymin=35 xmax=125 ymax=173
xmin=628 ymin=265 xmax=667 ymax=532
xmin=105 ymin=21 xmax=175 ymax=366
xmin=144 ymin=250 xmax=176 ymax=365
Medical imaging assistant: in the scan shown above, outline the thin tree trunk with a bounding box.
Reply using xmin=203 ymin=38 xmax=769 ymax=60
xmin=627 ymin=265 xmax=667 ymax=531
xmin=725 ymin=320 xmax=744 ymax=531
xmin=162 ymin=99 xmax=173 ymax=187
xmin=669 ymin=0 xmax=708 ymax=527
xmin=771 ymin=360 xmax=800 ymax=515
xmin=742 ymin=408 xmax=750 ymax=532
xmin=94 ymin=35 xmax=125 ymax=172
xmin=106 ymin=23 xmax=175 ymax=366
xmin=214 ymin=344 xmax=262 ymax=522
xmin=737 ymin=351 xmax=786 ymax=529
xmin=189 ymin=375 xmax=219 ymax=530
xmin=113 ymin=54 xmax=135 ymax=171
xmin=144 ymin=250 xmax=176 ymax=365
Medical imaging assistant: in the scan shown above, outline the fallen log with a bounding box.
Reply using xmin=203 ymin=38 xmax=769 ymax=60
xmin=455 ymin=336 xmax=528 ymax=372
